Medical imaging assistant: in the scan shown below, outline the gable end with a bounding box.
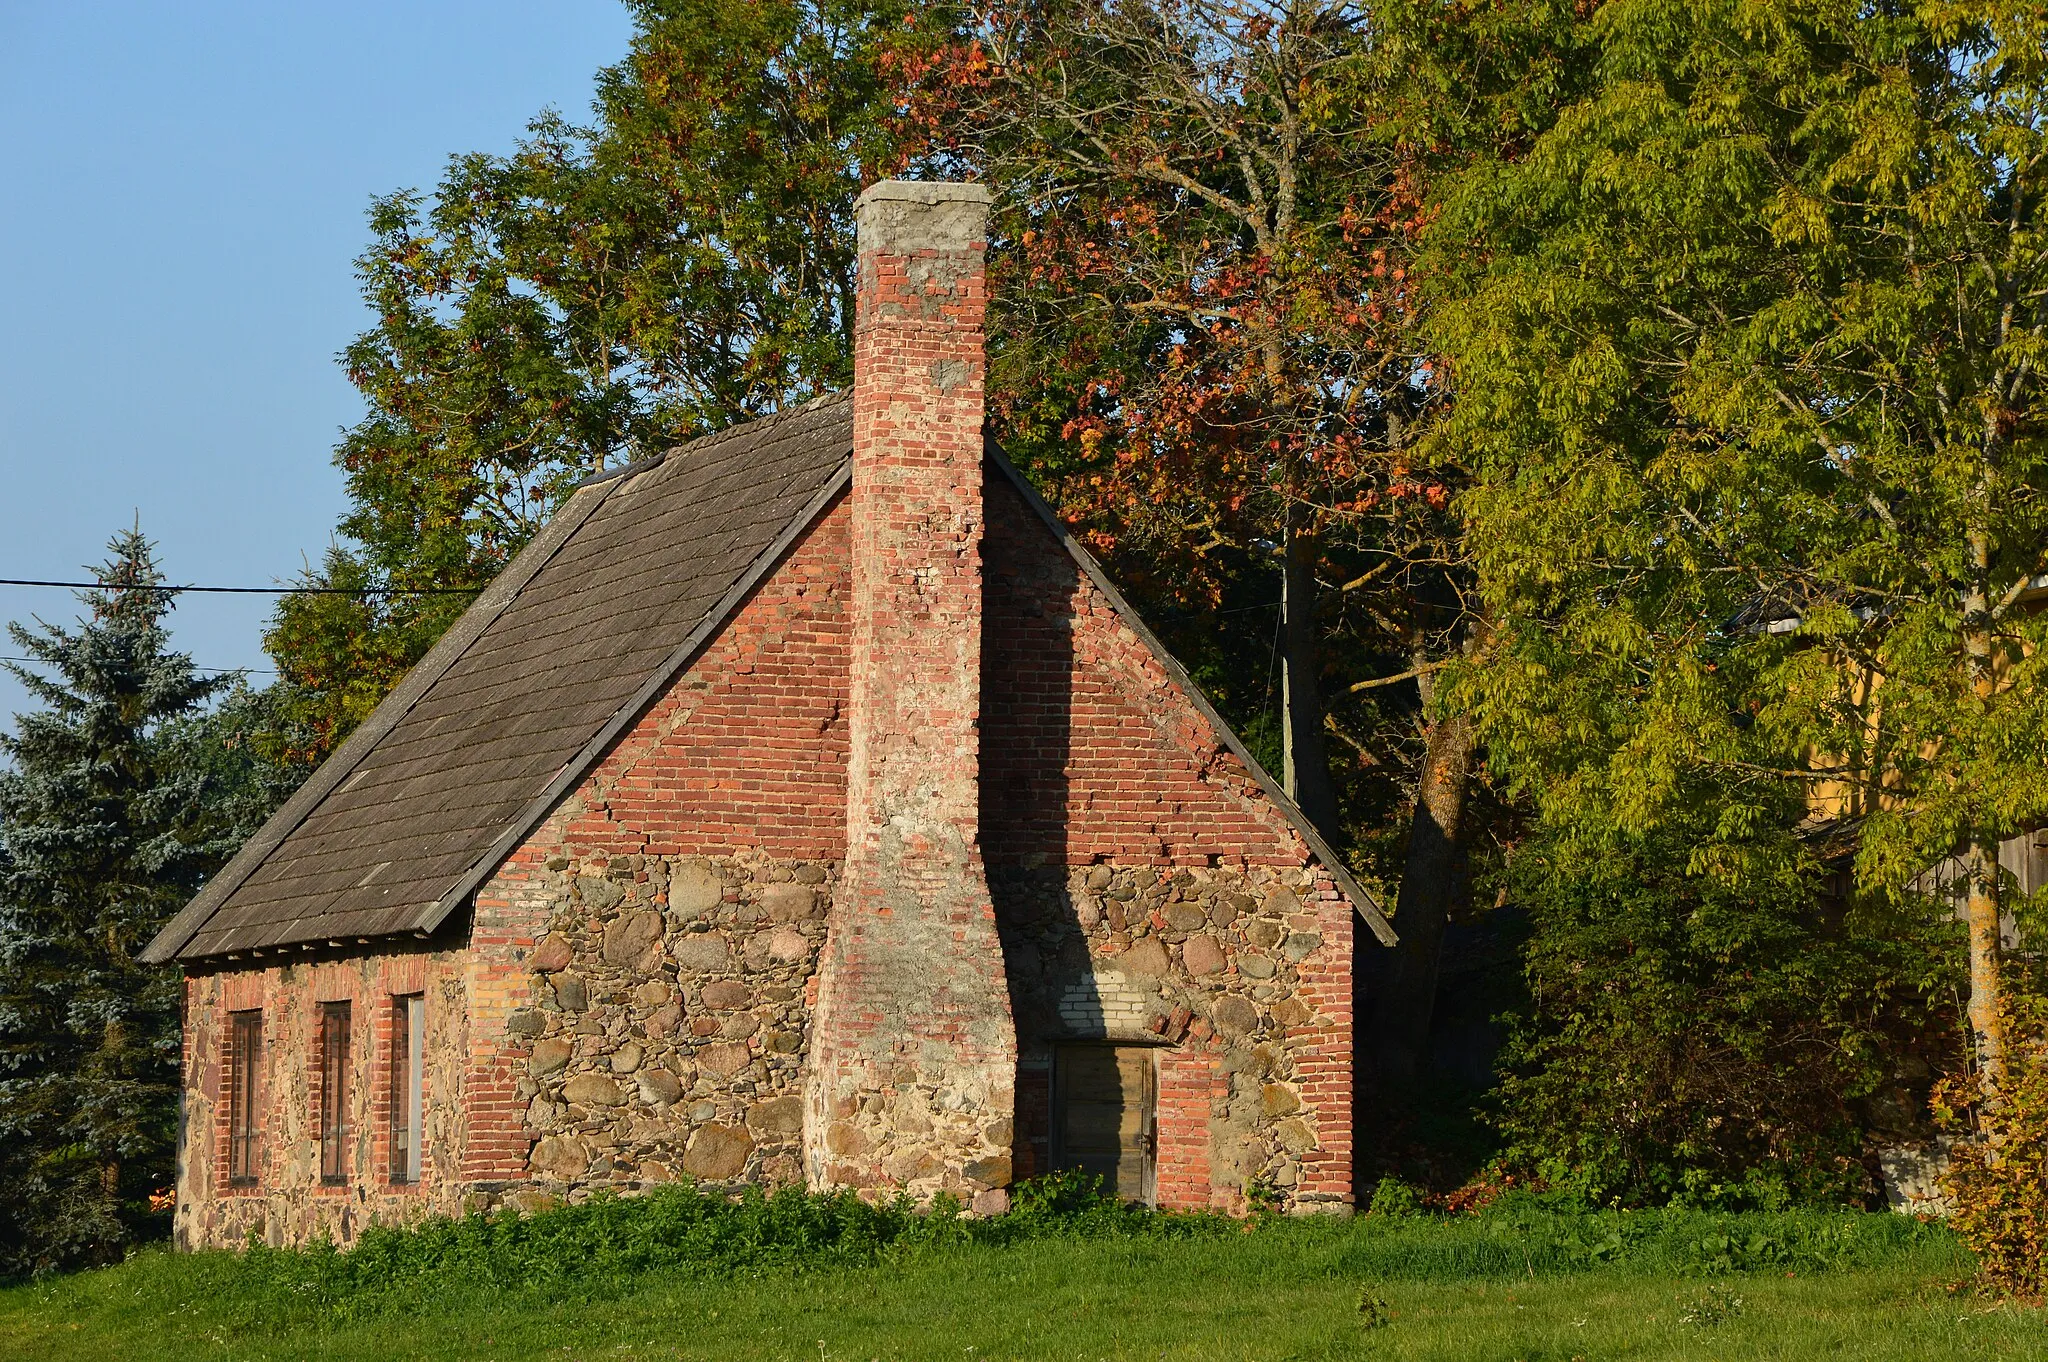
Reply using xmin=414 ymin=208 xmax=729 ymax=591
xmin=984 ymin=442 xmax=1396 ymax=947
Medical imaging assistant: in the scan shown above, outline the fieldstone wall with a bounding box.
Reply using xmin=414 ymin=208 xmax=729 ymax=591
xmin=497 ymin=851 xmax=1351 ymax=1214
xmin=174 ymin=949 xmax=473 ymax=1250
xmin=506 ymin=850 xmax=833 ymax=1198
xmin=995 ymin=861 xmax=1355 ymax=1212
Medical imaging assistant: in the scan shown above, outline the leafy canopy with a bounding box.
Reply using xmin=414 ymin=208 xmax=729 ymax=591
xmin=1433 ymin=0 xmax=2048 ymax=888
xmin=1417 ymin=0 xmax=2048 ymax=1189
xmin=266 ymin=0 xmax=948 ymax=762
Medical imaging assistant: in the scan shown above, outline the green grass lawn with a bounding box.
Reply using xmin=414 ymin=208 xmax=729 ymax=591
xmin=2 ymin=1194 xmax=2042 ymax=1361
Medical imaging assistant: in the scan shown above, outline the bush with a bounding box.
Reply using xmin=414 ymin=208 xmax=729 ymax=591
xmin=1366 ymin=1177 xmax=1425 ymax=1218
xmin=204 ymin=1173 xmax=1230 ymax=1324
xmin=1492 ymin=823 xmax=1944 ymax=1209
xmin=1331 ymin=1193 xmax=1947 ymax=1281
xmin=1940 ymin=1008 xmax=2048 ymax=1297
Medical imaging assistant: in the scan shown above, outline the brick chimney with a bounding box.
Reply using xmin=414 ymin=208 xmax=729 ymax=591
xmin=803 ymin=181 xmax=1017 ymax=1205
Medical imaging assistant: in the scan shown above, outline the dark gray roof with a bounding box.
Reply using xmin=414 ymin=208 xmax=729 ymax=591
xmin=146 ymin=393 xmax=1391 ymax=964
xmin=143 ymin=393 xmax=857 ymax=963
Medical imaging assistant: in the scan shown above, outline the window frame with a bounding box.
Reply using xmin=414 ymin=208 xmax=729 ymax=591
xmin=389 ymin=994 xmax=425 ymax=1185
xmin=317 ymin=1000 xmax=353 ymax=1186
xmin=226 ymin=1010 xmax=263 ymax=1188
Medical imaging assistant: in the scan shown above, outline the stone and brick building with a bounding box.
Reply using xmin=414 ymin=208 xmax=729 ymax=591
xmin=143 ymin=181 xmax=1396 ymax=1250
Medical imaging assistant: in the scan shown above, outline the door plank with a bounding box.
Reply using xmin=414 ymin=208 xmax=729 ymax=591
xmin=1053 ymin=1043 xmax=1156 ymax=1204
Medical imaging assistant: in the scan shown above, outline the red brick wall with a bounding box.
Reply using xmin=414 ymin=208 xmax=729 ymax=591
xmin=981 ymin=474 xmax=1311 ymax=870
xmin=552 ymin=502 xmax=852 ymax=861
xmin=1154 ymin=1048 xmax=1225 ymax=1210
xmin=1291 ymin=873 xmax=1357 ymax=1207
xmin=467 ymin=843 xmax=555 ymax=1187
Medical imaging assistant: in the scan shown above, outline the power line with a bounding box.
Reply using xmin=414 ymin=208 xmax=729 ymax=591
xmin=0 ymin=656 xmax=276 ymax=675
xmin=0 ymin=578 xmax=479 ymax=596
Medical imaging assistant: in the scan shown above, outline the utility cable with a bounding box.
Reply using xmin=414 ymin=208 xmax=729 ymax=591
xmin=0 ymin=655 xmax=276 ymax=675
xmin=0 ymin=579 xmax=479 ymax=596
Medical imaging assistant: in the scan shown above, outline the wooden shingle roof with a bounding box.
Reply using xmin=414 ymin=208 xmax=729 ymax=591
xmin=142 ymin=393 xmax=856 ymax=963
xmin=145 ymin=392 xmax=1393 ymax=965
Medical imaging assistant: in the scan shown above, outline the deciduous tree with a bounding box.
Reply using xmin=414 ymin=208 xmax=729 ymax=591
xmin=950 ymin=0 xmax=1479 ymax=1077
xmin=1432 ymin=0 xmax=2048 ymax=1108
xmin=267 ymin=0 xmax=947 ymax=760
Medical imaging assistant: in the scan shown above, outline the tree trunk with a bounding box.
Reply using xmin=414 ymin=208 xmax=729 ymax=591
xmin=1373 ymin=694 xmax=1475 ymax=1086
xmin=1966 ymin=838 xmax=2007 ymax=1101
xmin=1962 ymin=522 xmax=2007 ymax=1103
xmin=1280 ymin=509 xmax=1340 ymax=842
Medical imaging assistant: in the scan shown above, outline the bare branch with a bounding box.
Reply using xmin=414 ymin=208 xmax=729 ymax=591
xmin=1349 ymin=660 xmax=1447 ymax=693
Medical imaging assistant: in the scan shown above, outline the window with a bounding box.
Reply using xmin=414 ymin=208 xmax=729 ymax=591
xmin=226 ymin=1010 xmax=262 ymax=1187
xmin=318 ymin=1001 xmax=352 ymax=1185
xmin=389 ymin=995 xmax=425 ymax=1184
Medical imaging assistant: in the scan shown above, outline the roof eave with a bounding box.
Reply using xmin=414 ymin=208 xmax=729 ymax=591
xmin=141 ymin=475 xmax=629 ymax=965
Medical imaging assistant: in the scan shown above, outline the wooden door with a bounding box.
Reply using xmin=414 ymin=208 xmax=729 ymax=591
xmin=1052 ymin=1044 xmax=1156 ymax=1203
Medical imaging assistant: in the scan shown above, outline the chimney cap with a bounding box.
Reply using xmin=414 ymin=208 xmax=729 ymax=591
xmin=856 ymin=179 xmax=991 ymax=252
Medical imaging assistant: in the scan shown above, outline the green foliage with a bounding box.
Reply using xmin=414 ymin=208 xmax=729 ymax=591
xmin=1428 ymin=0 xmax=2048 ymax=892
xmin=1678 ymin=1283 xmax=1745 ymax=1327
xmin=189 ymin=1176 xmax=1227 ymax=1324
xmin=183 ymin=1191 xmax=1955 ymax=1309
xmin=1493 ymin=819 xmax=1943 ymax=1209
xmin=0 ymin=1200 xmax=1986 ymax=1361
xmin=1367 ymin=1176 xmax=1425 ymax=1218
xmin=266 ymin=0 xmax=950 ymax=760
xmin=999 ymin=1167 xmax=1176 ymax=1237
xmin=103 ymin=1176 xmax=1952 ymax=1316
xmin=1418 ymin=0 xmax=2048 ymax=1220
xmin=966 ymin=0 xmax=1453 ymax=854
xmin=0 ymin=532 xmax=285 ymax=1276
xmin=260 ymin=0 xmax=1448 ymax=870
xmin=1940 ymin=1000 xmax=2048 ymax=1296
xmin=1329 ymin=1193 xmax=1947 ymax=1281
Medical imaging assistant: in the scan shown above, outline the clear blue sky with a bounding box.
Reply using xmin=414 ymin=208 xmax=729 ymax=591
xmin=0 ymin=0 xmax=637 ymax=730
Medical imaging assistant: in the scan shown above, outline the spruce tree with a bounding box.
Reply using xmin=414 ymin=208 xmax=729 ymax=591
xmin=0 ymin=530 xmax=253 ymax=1274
